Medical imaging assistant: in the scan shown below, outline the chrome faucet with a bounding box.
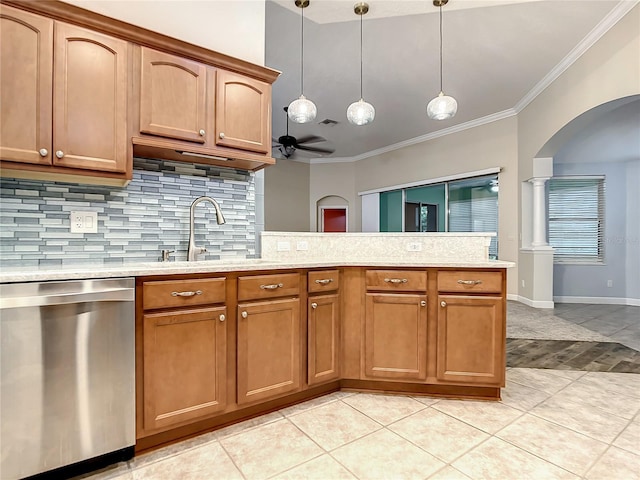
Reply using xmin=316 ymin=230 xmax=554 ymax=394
xmin=187 ymin=196 xmax=226 ymax=261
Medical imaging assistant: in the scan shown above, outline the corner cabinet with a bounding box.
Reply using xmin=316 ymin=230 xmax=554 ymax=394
xmin=139 ymin=278 xmax=228 ymax=435
xmin=435 ymin=271 xmax=506 ymax=386
xmin=307 ymin=270 xmax=341 ymax=386
xmin=0 ymin=5 xmax=130 ymax=183
xmin=215 ymin=70 xmax=271 ymax=154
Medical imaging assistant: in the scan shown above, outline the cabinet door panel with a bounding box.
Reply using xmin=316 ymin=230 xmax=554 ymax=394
xmin=364 ymin=293 xmax=427 ymax=380
xmin=237 ymin=298 xmax=300 ymax=404
xmin=437 ymin=295 xmax=504 ymax=385
xmin=0 ymin=6 xmax=53 ymax=165
xmin=54 ymin=22 xmax=128 ymax=172
xmin=143 ymin=306 xmax=227 ymax=431
xmin=140 ymin=48 xmax=209 ymax=143
xmin=216 ymin=70 xmax=270 ymax=154
xmin=308 ymin=294 xmax=340 ymax=385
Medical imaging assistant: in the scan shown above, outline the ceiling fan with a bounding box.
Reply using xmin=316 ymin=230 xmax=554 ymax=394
xmin=273 ymin=107 xmax=335 ymax=159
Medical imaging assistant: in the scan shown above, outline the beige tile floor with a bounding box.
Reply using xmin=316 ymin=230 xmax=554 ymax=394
xmin=84 ymin=368 xmax=640 ymax=480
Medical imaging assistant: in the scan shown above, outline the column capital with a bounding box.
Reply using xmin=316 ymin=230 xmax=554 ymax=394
xmin=528 ymin=177 xmax=550 ymax=186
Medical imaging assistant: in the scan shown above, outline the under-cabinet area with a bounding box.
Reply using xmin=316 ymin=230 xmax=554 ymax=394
xmin=135 ymin=265 xmax=507 ymax=451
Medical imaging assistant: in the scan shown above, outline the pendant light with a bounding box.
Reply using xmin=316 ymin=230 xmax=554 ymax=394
xmin=288 ymin=0 xmax=317 ymax=124
xmin=427 ymin=0 xmax=457 ymax=120
xmin=347 ymin=2 xmax=375 ymax=126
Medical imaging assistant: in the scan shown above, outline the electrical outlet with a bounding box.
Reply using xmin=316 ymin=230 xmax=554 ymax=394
xmin=406 ymin=242 xmax=422 ymax=252
xmin=70 ymin=211 xmax=98 ymax=233
xmin=276 ymin=241 xmax=291 ymax=252
xmin=607 ymin=280 xmax=613 ymax=288
xmin=296 ymin=241 xmax=309 ymax=251
xmin=521 ymin=280 xmax=526 ymax=288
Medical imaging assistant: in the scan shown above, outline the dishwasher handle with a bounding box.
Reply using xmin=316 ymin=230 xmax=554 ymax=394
xmin=0 ymin=288 xmax=134 ymax=309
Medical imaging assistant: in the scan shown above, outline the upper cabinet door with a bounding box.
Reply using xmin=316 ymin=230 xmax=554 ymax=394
xmin=216 ymin=70 xmax=271 ymax=154
xmin=0 ymin=5 xmax=53 ymax=165
xmin=139 ymin=48 xmax=210 ymax=143
xmin=53 ymin=22 xmax=128 ymax=173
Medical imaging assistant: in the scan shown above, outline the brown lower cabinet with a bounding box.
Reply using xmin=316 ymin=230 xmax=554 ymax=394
xmin=436 ymin=295 xmax=505 ymax=385
xmin=136 ymin=267 xmax=507 ymax=451
xmin=237 ymin=297 xmax=301 ymax=405
xmin=142 ymin=306 xmax=227 ymax=431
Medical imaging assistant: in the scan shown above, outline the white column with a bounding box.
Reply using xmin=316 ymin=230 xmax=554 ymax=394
xmin=529 ymin=177 xmax=549 ymax=248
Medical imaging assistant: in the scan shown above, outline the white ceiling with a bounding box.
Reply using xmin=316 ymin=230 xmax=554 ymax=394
xmin=265 ymin=0 xmax=635 ymax=161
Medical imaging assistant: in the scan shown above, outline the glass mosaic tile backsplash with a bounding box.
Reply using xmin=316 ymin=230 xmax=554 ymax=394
xmin=0 ymin=158 xmax=256 ymax=267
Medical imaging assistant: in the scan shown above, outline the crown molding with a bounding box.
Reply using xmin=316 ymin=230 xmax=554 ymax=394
xmin=514 ymin=0 xmax=639 ymax=113
xmin=307 ymin=0 xmax=638 ymax=166
xmin=311 ymin=109 xmax=517 ymax=165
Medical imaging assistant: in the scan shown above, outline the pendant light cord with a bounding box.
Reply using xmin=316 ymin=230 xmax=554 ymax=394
xmin=438 ymin=3 xmax=443 ymax=93
xmin=359 ymin=12 xmax=363 ymax=99
xmin=300 ymin=5 xmax=305 ymax=95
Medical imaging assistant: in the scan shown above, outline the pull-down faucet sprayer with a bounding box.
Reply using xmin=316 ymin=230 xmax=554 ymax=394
xmin=187 ymin=196 xmax=226 ymax=261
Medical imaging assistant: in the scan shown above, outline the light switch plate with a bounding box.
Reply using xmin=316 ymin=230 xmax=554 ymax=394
xmin=296 ymin=241 xmax=309 ymax=251
xmin=70 ymin=211 xmax=98 ymax=233
xmin=277 ymin=241 xmax=291 ymax=252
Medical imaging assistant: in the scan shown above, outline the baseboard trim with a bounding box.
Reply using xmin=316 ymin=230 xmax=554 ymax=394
xmin=511 ymin=295 xmax=555 ymax=309
xmin=553 ymin=296 xmax=640 ymax=306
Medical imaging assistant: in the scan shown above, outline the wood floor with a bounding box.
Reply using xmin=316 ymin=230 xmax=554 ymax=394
xmin=507 ymin=338 xmax=640 ymax=373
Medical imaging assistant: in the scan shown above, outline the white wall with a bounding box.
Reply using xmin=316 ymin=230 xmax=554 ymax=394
xmin=61 ymin=0 xmax=266 ymax=65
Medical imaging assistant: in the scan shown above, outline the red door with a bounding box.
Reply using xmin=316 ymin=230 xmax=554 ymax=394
xmin=322 ymin=208 xmax=347 ymax=232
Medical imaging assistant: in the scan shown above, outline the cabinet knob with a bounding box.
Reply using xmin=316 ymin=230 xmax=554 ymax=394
xmin=199 ymin=129 xmax=206 ymax=136
xmin=311 ymin=302 xmax=318 ymax=309
xmin=55 ymin=150 xmax=64 ymax=159
xmin=420 ymin=300 xmax=426 ymax=307
xmin=219 ymin=314 xmax=226 ymax=322
xmin=219 ymin=132 xmax=225 ymax=139
xmin=39 ymin=148 xmax=48 ymax=157
xmin=440 ymin=301 xmax=447 ymax=307
xmin=241 ymin=311 xmax=248 ymax=319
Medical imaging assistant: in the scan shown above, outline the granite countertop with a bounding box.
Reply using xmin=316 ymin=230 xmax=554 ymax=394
xmin=0 ymin=258 xmax=515 ymax=283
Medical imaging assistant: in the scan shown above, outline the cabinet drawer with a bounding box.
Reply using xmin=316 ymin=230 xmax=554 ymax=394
xmin=366 ymin=270 xmax=427 ymax=292
xmin=437 ymin=271 xmax=503 ymax=294
xmin=143 ymin=278 xmax=226 ymax=310
xmin=308 ymin=270 xmax=340 ymax=293
xmin=237 ymin=273 xmax=300 ymax=301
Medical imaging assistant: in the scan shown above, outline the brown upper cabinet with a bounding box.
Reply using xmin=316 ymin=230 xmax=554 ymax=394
xmin=0 ymin=5 xmax=130 ymax=183
xmin=138 ymin=47 xmax=214 ymax=145
xmin=215 ymin=70 xmax=271 ymax=154
xmin=1 ymin=1 xmax=280 ymax=181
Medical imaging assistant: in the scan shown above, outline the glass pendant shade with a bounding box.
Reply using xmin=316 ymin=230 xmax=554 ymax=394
xmin=347 ymin=98 xmax=375 ymax=126
xmin=288 ymin=94 xmax=317 ymax=124
xmin=427 ymin=91 xmax=457 ymax=120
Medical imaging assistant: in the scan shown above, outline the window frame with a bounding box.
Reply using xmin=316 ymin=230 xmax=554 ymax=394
xmin=547 ymin=176 xmax=605 ymax=265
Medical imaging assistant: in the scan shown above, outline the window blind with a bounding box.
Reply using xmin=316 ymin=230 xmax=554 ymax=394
xmin=548 ymin=177 xmax=605 ymax=263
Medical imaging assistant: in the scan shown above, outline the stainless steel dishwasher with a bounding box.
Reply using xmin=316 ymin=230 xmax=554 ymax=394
xmin=0 ymin=278 xmax=135 ymax=480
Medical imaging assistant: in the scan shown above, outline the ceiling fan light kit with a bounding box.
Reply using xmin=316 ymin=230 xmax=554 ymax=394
xmin=427 ymin=0 xmax=458 ymax=121
xmin=288 ymin=0 xmax=317 ymax=124
xmin=347 ymin=2 xmax=375 ymax=126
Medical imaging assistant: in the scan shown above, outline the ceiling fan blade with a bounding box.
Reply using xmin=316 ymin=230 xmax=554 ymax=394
xmin=295 ymin=144 xmax=335 ymax=154
xmin=295 ymin=135 xmax=326 ymax=145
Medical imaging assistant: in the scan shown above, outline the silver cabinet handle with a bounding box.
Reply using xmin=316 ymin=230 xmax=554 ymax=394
xmin=171 ymin=290 xmax=203 ymax=297
xmin=55 ymin=150 xmax=64 ymax=159
xmin=39 ymin=148 xmax=48 ymax=157
xmin=219 ymin=132 xmax=225 ymax=139
xmin=219 ymin=314 xmax=226 ymax=322
xmin=260 ymin=283 xmax=283 ymax=290
xmin=441 ymin=301 xmax=447 ymax=307
xmin=241 ymin=311 xmax=248 ymax=319
xmin=315 ymin=279 xmax=333 ymax=285
xmin=199 ymin=129 xmax=206 ymax=136
xmin=420 ymin=300 xmax=426 ymax=307
xmin=384 ymin=278 xmax=408 ymax=284
xmin=458 ymin=280 xmax=483 ymax=285
xmin=311 ymin=302 xmax=318 ymax=309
